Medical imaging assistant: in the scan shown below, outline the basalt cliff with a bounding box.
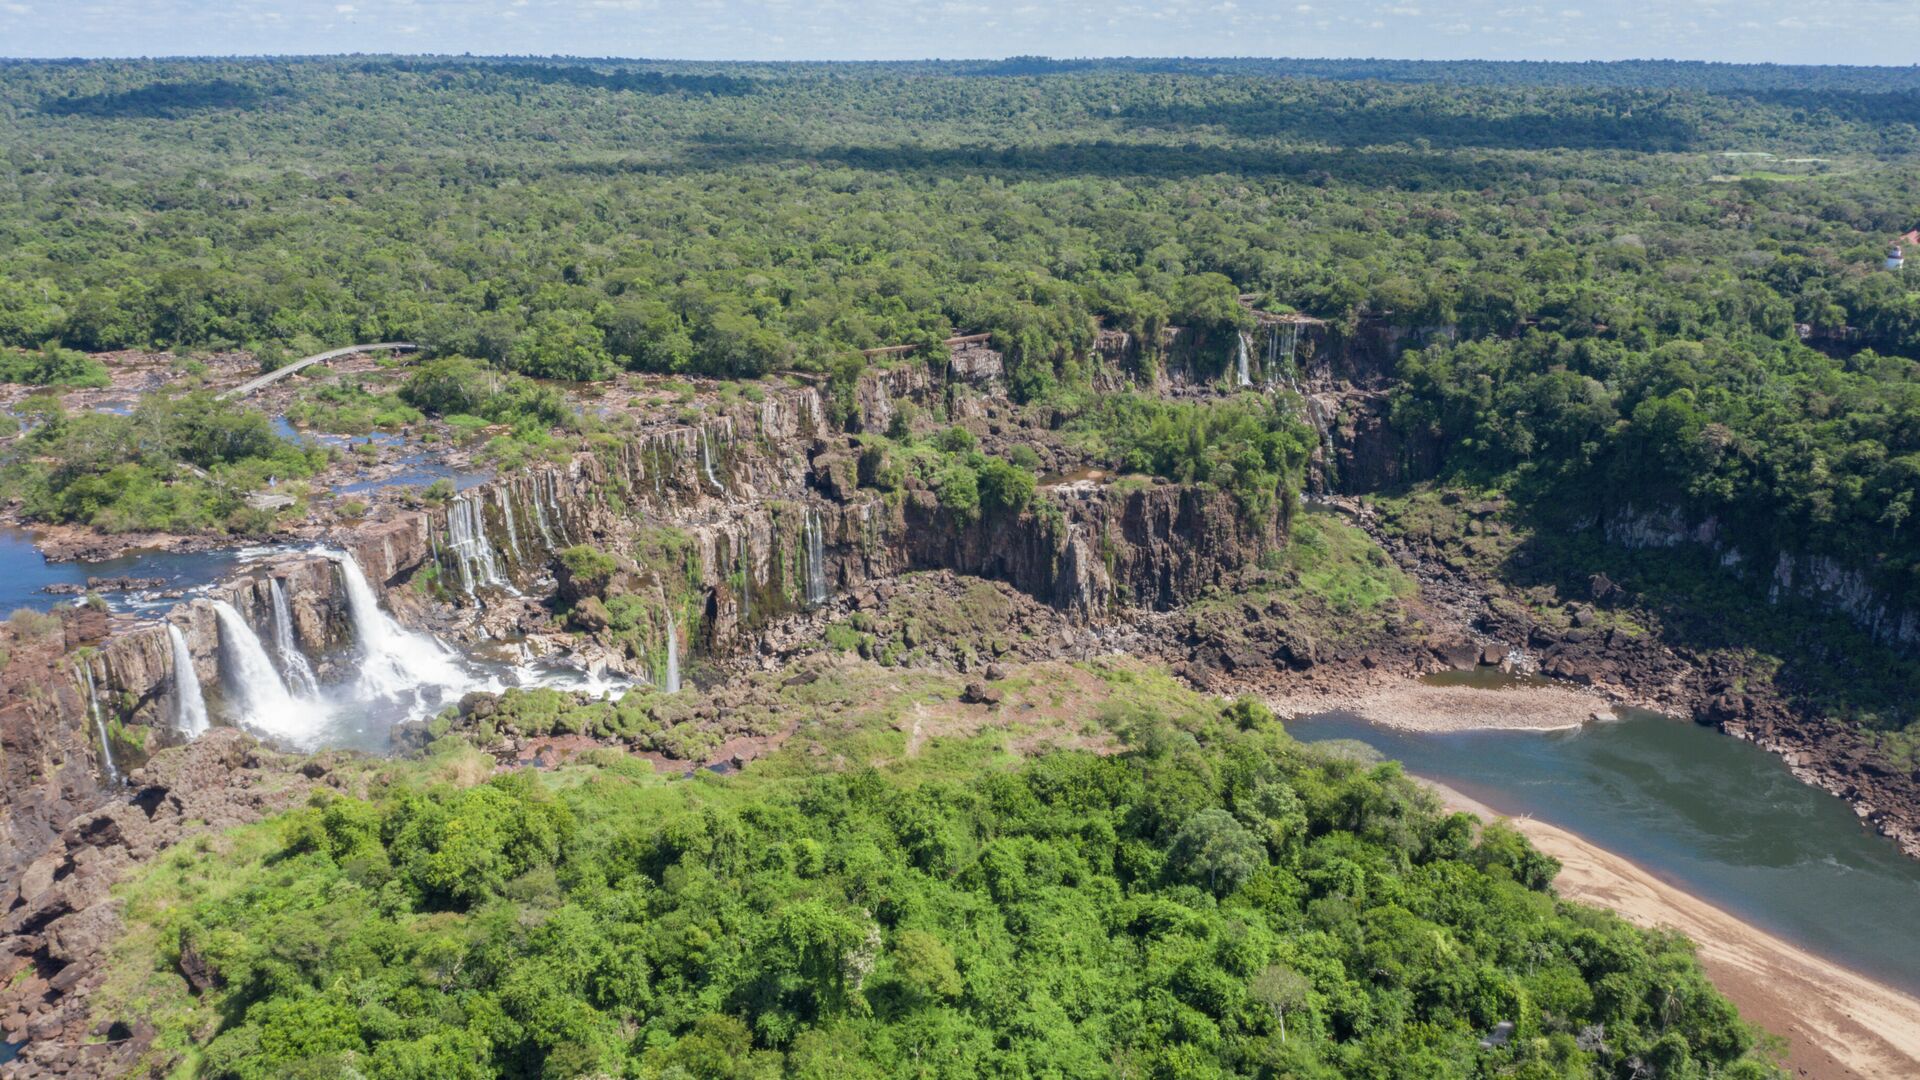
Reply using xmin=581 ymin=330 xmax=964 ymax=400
xmin=4 ymin=318 xmax=1920 ymax=1077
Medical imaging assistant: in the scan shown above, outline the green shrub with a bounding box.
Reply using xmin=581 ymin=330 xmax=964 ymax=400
xmin=0 ymin=343 xmax=109 ymax=388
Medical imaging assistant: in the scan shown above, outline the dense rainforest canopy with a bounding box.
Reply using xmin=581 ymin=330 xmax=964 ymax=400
xmin=107 ymin=680 xmax=1779 ymax=1079
xmin=2 ymin=56 xmax=1918 ymax=608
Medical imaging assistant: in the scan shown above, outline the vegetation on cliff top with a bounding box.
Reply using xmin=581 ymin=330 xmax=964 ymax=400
xmin=102 ymin=661 xmax=1780 ymax=1079
xmin=0 ymin=392 xmax=324 ymax=533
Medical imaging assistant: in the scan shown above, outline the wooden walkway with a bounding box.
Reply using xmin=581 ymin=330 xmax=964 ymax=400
xmin=860 ymin=333 xmax=991 ymax=358
xmin=216 ymin=342 xmax=419 ymax=401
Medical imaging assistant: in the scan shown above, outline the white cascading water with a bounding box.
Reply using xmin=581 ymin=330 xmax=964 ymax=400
xmin=167 ymin=624 xmax=210 ymax=736
xmin=1235 ymin=332 xmax=1253 ymax=388
xmin=268 ymin=579 xmax=320 ymax=698
xmin=445 ymin=493 xmax=507 ymax=595
xmin=529 ymin=474 xmax=557 ymax=547
xmin=1273 ymin=321 xmax=1299 ymax=371
xmin=78 ymin=662 xmax=120 ymax=785
xmin=495 ymin=486 xmax=525 ymax=563
xmin=325 ymin=549 xmax=470 ymax=701
xmin=663 ymin=611 xmax=681 ymax=693
xmin=701 ymin=427 xmax=726 ymax=495
xmin=212 ymin=600 xmax=322 ymax=744
xmin=547 ymin=472 xmax=571 ymax=543
xmin=803 ymin=508 xmax=829 ymax=607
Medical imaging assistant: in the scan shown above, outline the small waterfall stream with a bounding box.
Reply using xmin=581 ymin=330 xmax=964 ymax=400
xmin=664 ymin=611 xmax=681 ymax=693
xmin=1234 ymin=333 xmax=1253 ymax=388
xmin=803 ymin=508 xmax=829 ymax=607
xmin=495 ymin=486 xmax=525 ymax=564
xmin=530 ymin=475 xmax=557 ymax=547
xmin=1272 ymin=321 xmax=1300 ymax=375
xmin=167 ymin=624 xmax=210 ymax=736
xmin=701 ymin=427 xmax=726 ymax=495
xmin=269 ymin=579 xmax=319 ymax=697
xmin=78 ymin=662 xmax=120 ymax=785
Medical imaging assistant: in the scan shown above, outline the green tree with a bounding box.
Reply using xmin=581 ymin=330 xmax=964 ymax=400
xmin=507 ymin=309 xmax=615 ymax=381
xmin=1168 ymin=807 xmax=1266 ymax=895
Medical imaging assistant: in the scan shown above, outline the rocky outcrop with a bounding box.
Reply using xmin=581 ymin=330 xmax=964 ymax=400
xmin=1323 ymin=389 xmax=1441 ymax=494
xmin=0 ymin=650 xmax=104 ymax=890
xmin=0 ymin=731 xmax=325 ymax=1079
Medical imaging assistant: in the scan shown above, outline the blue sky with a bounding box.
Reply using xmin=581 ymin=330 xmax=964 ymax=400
xmin=2 ymin=0 xmax=1916 ymax=65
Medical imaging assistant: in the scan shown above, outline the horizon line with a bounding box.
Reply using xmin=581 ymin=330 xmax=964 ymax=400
xmin=3 ymin=52 xmax=1919 ymax=71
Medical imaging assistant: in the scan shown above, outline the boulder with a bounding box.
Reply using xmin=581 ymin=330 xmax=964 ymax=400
xmin=569 ymin=596 xmax=612 ymax=633
xmin=960 ymin=681 xmax=1002 ymax=706
xmin=58 ymin=605 xmax=110 ymax=651
xmin=810 ymin=451 xmax=860 ymax=502
xmin=177 ymin=939 xmax=219 ymax=994
xmin=1431 ymin=638 xmax=1481 ymax=670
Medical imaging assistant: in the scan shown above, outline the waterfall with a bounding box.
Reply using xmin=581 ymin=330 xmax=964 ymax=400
xmin=1300 ymin=393 xmax=1338 ymax=494
xmin=530 ymin=474 xmax=557 ymax=547
xmin=326 ymin=549 xmax=470 ymax=701
xmin=167 ymin=624 xmax=210 ymax=736
xmin=213 ymin=600 xmax=322 ymax=744
xmin=663 ymin=611 xmax=681 ymax=694
xmin=803 ymin=508 xmax=829 ymax=607
xmin=446 ymin=493 xmax=506 ymax=594
xmin=543 ymin=471 xmax=570 ymax=544
xmin=1235 ymin=332 xmax=1253 ymax=388
xmin=1274 ymin=321 xmax=1300 ymax=369
xmin=1267 ymin=322 xmax=1302 ymax=394
xmin=495 ymin=486 xmax=525 ymax=564
xmin=701 ymin=427 xmax=726 ymax=495
xmin=269 ymin=579 xmax=319 ymax=698
xmin=78 ymin=662 xmax=120 ymax=785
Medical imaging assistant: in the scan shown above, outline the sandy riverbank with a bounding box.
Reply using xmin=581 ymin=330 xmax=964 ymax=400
xmin=1430 ymin=780 xmax=1920 ymax=1080
xmin=1270 ymin=676 xmax=1609 ymax=732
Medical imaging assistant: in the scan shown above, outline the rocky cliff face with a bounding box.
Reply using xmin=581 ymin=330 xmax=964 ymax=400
xmin=1605 ymin=505 xmax=1920 ymax=649
xmin=5 ymin=358 xmax=1291 ymax=883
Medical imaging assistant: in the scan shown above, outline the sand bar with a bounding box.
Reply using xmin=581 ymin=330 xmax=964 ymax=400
xmin=1272 ymin=677 xmax=1608 ymax=732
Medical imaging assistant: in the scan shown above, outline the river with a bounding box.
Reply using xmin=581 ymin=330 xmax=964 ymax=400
xmin=0 ymin=528 xmax=273 ymax=615
xmin=1289 ymin=706 xmax=1920 ymax=997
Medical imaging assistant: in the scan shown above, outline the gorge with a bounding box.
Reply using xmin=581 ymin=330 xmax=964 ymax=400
xmin=8 ymin=316 xmax=1919 ymax=882
xmin=0 ymin=308 xmax=1911 ymax=1080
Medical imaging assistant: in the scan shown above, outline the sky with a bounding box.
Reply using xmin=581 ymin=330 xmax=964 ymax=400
xmin=1 ymin=0 xmax=1917 ymax=66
